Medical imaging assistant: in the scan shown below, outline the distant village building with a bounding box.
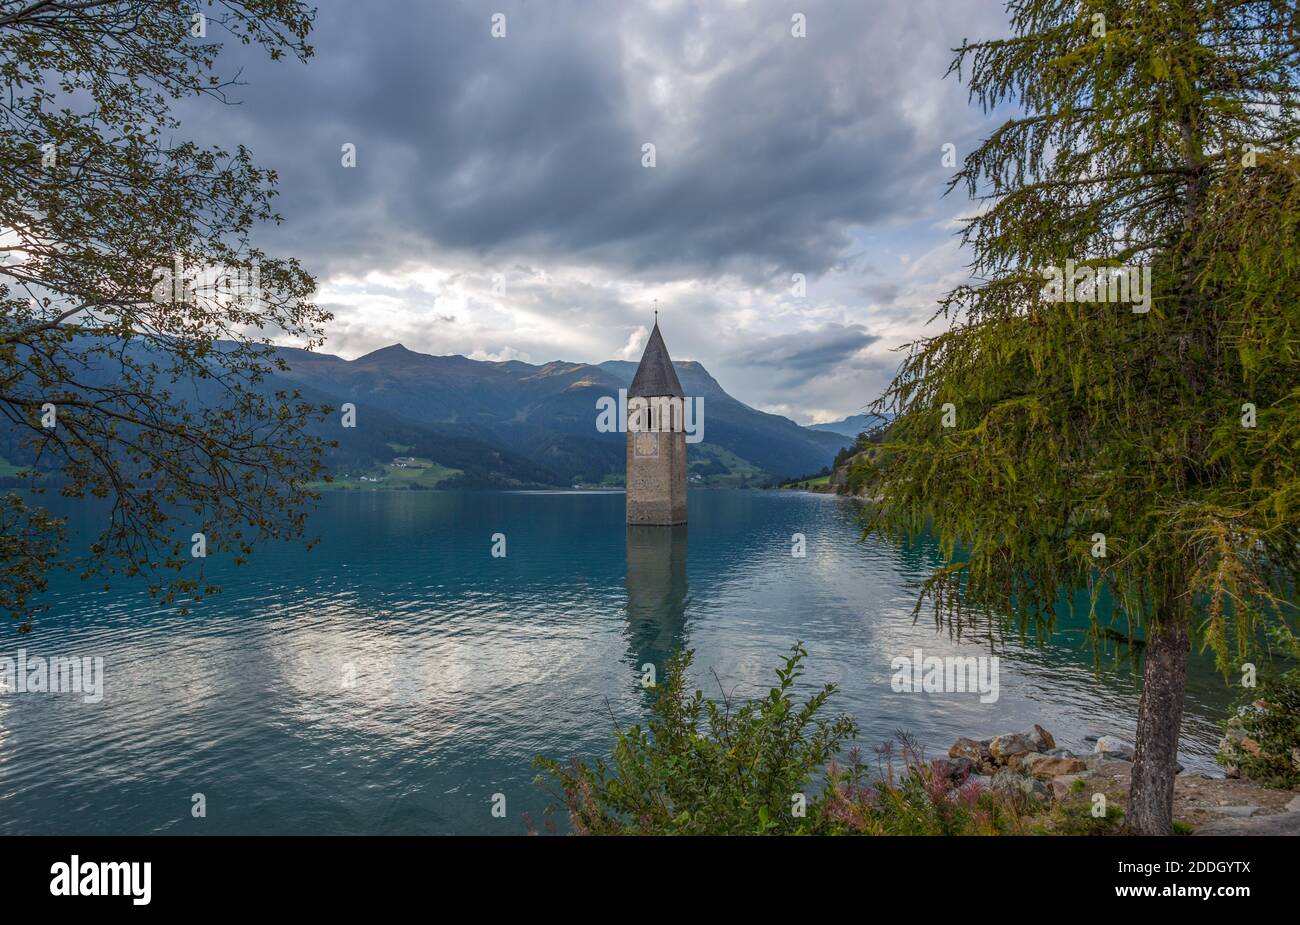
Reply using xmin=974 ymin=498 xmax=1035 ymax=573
xmin=626 ymin=319 xmax=687 ymax=525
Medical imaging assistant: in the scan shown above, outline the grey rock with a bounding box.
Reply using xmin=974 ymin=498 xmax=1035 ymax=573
xmin=1096 ymin=750 xmax=1134 ymax=762
xmin=990 ymin=767 xmax=1049 ymax=803
xmin=1031 ymin=724 xmax=1057 ymax=751
xmin=1021 ymin=776 xmax=1051 ymax=803
xmin=1207 ymin=805 xmax=1260 ymax=818
xmin=990 ymin=768 xmax=1020 ymax=793
xmin=1046 ymin=747 xmax=1080 ymax=759
xmin=1286 ymin=795 xmax=1300 ymax=813
xmin=931 ymin=757 xmax=975 ymax=783
xmin=1016 ymin=752 xmax=1038 ymax=771
xmin=948 ymin=737 xmax=992 ymax=764
xmin=1050 ymin=773 xmax=1090 ymax=802
xmin=1195 ymin=813 xmax=1300 ymax=836
xmin=990 ymin=732 xmax=1039 ymax=764
xmin=1023 ymin=753 xmax=1088 ymax=779
xmin=1094 ymin=736 xmax=1135 ymax=760
xmin=1086 ymin=754 xmax=1133 ymax=773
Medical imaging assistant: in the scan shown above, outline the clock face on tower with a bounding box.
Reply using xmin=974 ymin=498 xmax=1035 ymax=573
xmin=634 ymin=430 xmax=660 ymax=458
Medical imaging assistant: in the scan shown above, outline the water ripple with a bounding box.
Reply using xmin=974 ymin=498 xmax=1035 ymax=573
xmin=0 ymin=490 xmax=1239 ymax=834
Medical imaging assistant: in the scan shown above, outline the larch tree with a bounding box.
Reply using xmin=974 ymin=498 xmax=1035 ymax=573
xmin=859 ymin=0 xmax=1299 ymax=834
xmin=0 ymin=1 xmax=330 ymax=627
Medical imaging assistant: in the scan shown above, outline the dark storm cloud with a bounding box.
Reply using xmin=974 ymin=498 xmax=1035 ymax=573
xmin=165 ymin=0 xmax=1012 ymax=419
xmin=861 ymin=282 xmax=902 ymax=304
xmin=183 ymin=0 xmax=1004 ymax=282
xmin=737 ymin=323 xmax=878 ymax=374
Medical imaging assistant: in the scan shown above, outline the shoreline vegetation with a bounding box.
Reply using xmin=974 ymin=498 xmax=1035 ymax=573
xmin=774 ymin=421 xmax=885 ymax=495
xmin=850 ymin=0 xmax=1300 ymax=835
xmin=535 ymin=645 xmax=1300 ymax=836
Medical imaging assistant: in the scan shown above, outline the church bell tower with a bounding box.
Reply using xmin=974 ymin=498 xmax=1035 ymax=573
xmin=626 ymin=318 xmax=688 ymax=525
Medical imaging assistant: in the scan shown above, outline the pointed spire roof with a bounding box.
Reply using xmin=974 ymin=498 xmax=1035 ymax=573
xmin=628 ymin=320 xmax=684 ymax=398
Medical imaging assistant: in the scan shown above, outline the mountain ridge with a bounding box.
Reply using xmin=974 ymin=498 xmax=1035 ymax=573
xmin=807 ymin=412 xmax=894 ymax=439
xmin=267 ymin=342 xmax=851 ymax=486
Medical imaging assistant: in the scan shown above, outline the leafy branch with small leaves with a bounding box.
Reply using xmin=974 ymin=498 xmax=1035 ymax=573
xmin=536 ymin=644 xmax=858 ymax=835
xmin=0 ymin=1 xmax=330 ymax=627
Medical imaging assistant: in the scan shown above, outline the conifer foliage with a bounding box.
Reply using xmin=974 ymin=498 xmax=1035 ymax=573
xmin=861 ymin=0 xmax=1300 ymax=834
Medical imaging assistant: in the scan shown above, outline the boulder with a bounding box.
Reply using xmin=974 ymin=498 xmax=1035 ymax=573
xmin=1020 ymin=776 xmax=1051 ymax=803
xmin=948 ymin=737 xmax=992 ymax=765
xmin=1086 ymin=756 xmax=1135 ymax=778
xmin=1050 ymin=773 xmax=1090 ymax=802
xmin=1195 ymin=812 xmax=1300 ymax=836
xmin=1285 ymin=795 xmax=1300 ymax=813
xmin=1023 ymin=754 xmax=1088 ymax=779
xmin=1094 ymin=736 xmax=1135 ymax=760
xmin=990 ymin=768 xmax=1023 ymax=796
xmin=1032 ymin=724 xmax=1057 ymax=751
xmin=989 ymin=767 xmax=1049 ymax=804
xmin=989 ymin=732 xmax=1039 ymax=764
xmin=1207 ymin=805 xmax=1260 ymax=819
xmin=931 ymin=757 xmax=975 ymax=783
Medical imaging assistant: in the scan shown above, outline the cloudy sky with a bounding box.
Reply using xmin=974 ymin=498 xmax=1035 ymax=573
xmin=190 ymin=0 xmax=1010 ymax=424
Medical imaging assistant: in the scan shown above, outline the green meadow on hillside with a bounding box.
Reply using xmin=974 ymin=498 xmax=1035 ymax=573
xmin=313 ymin=457 xmax=462 ymax=491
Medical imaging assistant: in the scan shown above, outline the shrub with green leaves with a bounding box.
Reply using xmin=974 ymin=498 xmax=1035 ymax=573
xmin=535 ymin=646 xmax=1038 ymax=836
xmin=535 ymin=644 xmax=857 ymax=835
xmin=1220 ymin=629 xmax=1300 ymax=789
xmin=1236 ymin=674 xmax=1300 ymax=789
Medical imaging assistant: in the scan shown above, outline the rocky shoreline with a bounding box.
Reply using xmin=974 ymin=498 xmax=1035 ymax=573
xmin=936 ymin=725 xmax=1300 ymax=834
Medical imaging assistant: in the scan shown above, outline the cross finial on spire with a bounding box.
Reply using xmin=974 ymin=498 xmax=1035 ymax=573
xmin=653 ymin=298 xmax=659 ymax=324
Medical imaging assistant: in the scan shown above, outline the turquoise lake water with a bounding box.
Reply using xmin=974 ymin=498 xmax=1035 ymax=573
xmin=0 ymin=489 xmax=1237 ymax=834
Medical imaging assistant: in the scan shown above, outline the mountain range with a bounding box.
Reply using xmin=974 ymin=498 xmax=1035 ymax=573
xmin=806 ymin=413 xmax=893 ymax=439
xmin=0 ymin=339 xmax=858 ymax=490
xmin=267 ymin=343 xmax=853 ymax=488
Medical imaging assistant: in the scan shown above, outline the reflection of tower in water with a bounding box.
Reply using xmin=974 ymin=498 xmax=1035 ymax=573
xmin=623 ymin=525 xmax=689 ymax=678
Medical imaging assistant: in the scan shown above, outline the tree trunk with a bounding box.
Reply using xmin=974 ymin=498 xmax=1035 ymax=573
xmin=1128 ymin=617 xmax=1190 ymax=835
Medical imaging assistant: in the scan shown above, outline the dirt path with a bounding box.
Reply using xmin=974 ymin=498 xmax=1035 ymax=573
xmin=1070 ymin=756 xmax=1298 ymax=830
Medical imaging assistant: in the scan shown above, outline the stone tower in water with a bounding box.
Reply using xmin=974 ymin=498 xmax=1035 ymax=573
xmin=626 ymin=319 xmax=687 ymax=525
